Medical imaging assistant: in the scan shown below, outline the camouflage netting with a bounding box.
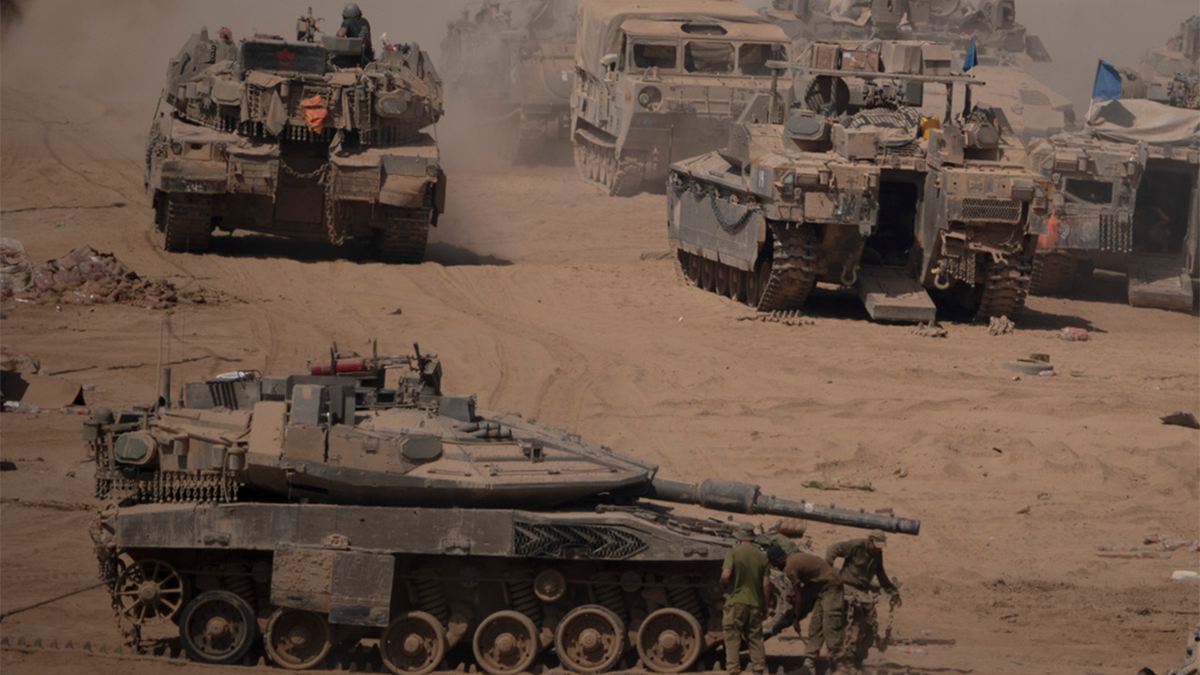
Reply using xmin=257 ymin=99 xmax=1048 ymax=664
xmin=0 ymin=239 xmax=230 ymax=309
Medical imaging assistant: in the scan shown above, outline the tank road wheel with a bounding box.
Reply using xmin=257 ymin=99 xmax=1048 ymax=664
xmin=744 ymin=265 xmax=761 ymax=307
xmin=574 ymin=139 xmax=591 ymax=183
xmin=728 ymin=268 xmax=745 ymax=303
xmin=699 ymin=258 xmax=715 ymax=292
xmin=178 ymin=590 xmax=257 ymax=665
xmin=635 ymin=608 xmax=703 ymax=674
xmin=381 ymin=611 xmax=446 ymax=675
xmin=264 ymin=608 xmax=333 ymax=670
xmin=715 ymin=263 xmax=731 ymax=298
xmin=473 ymin=610 xmax=540 ymax=675
xmin=162 ymin=194 xmax=212 ymax=253
xmin=115 ymin=558 xmax=187 ymax=627
xmin=555 ymin=605 xmax=626 ymax=674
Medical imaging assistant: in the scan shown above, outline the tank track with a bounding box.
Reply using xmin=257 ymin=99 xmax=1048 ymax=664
xmin=0 ymin=635 xmax=809 ymax=675
xmin=757 ymin=223 xmax=818 ymax=312
xmin=1028 ymin=250 xmax=1075 ymax=296
xmin=162 ymin=195 xmax=212 ymax=254
xmin=974 ymin=258 xmax=1031 ymax=321
xmin=377 ymin=209 xmax=432 ymax=264
xmin=573 ymin=131 xmax=645 ymax=197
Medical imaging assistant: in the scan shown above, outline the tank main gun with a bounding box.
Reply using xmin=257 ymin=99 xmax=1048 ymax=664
xmin=647 ymin=478 xmax=920 ymax=535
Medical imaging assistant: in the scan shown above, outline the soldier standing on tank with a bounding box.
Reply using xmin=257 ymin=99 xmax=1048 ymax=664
xmin=337 ymin=2 xmax=375 ymax=62
xmin=767 ymin=545 xmax=850 ymax=672
xmin=721 ymin=523 xmax=770 ymax=675
xmin=826 ymin=530 xmax=901 ymax=670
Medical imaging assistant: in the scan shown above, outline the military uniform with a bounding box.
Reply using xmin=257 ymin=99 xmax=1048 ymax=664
xmin=778 ymin=551 xmax=846 ymax=666
xmin=722 ymin=526 xmax=769 ymax=675
xmin=826 ymin=533 xmax=899 ymax=669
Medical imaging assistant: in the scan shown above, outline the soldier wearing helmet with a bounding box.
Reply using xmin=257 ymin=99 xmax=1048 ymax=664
xmin=337 ymin=3 xmax=374 ymax=62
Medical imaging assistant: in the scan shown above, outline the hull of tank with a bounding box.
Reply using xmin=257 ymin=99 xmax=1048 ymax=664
xmin=95 ymin=501 xmax=737 ymax=672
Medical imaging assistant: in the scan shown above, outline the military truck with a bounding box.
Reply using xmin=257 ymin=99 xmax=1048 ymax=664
xmin=145 ymin=12 xmax=447 ymax=263
xmin=667 ymin=40 xmax=1050 ymax=322
xmin=441 ymin=0 xmax=579 ymax=162
xmin=761 ymin=0 xmax=1075 ymax=143
xmin=88 ymin=343 xmax=918 ymax=672
xmin=571 ymin=0 xmax=790 ymax=196
xmin=1026 ymin=18 xmax=1199 ymax=309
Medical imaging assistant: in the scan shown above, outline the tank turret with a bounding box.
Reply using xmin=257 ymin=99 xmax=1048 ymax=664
xmin=89 ymin=343 xmax=918 ymax=534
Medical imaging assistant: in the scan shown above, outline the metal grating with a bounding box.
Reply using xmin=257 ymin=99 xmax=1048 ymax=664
xmin=514 ymin=523 xmax=648 ymax=560
xmin=208 ymin=381 xmax=240 ymax=409
xmin=1099 ymin=213 xmax=1132 ymax=252
xmin=961 ymin=198 xmax=1023 ymax=223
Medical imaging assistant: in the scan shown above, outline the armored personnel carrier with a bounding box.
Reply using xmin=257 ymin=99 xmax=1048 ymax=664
xmin=1026 ymin=18 xmax=1199 ymax=310
xmin=571 ymin=0 xmax=790 ymax=196
xmin=88 ymin=343 xmax=918 ymax=672
xmin=667 ymin=40 xmax=1049 ymax=322
xmin=145 ymin=11 xmax=447 ymax=263
xmin=761 ymin=0 xmax=1075 ymax=143
xmin=441 ymin=0 xmax=579 ymax=162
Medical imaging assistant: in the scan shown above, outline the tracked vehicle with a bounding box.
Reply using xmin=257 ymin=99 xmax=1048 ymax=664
xmin=88 ymin=344 xmax=918 ymax=672
xmin=667 ymin=40 xmax=1049 ymax=322
xmin=1026 ymin=17 xmax=1199 ymax=309
xmin=571 ymin=0 xmax=790 ymax=196
xmin=145 ymin=12 xmax=446 ymax=262
xmin=441 ymin=0 xmax=579 ymax=162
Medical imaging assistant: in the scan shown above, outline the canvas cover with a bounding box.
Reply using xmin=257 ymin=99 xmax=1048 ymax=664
xmin=575 ymin=0 xmax=770 ymax=75
xmin=1087 ymin=98 xmax=1200 ymax=146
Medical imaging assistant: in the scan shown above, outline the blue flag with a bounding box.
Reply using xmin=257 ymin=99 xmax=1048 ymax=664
xmin=1092 ymin=59 xmax=1122 ymax=100
xmin=963 ymin=36 xmax=977 ymax=72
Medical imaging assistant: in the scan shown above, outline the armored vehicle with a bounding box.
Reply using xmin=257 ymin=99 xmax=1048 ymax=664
xmin=667 ymin=40 xmax=1049 ymax=322
xmin=761 ymin=0 xmax=1075 ymax=142
xmin=145 ymin=12 xmax=447 ymax=263
xmin=571 ymin=0 xmax=790 ymax=196
xmin=441 ymin=0 xmax=579 ymax=162
xmin=1026 ymin=21 xmax=1199 ymax=310
xmin=88 ymin=344 xmax=918 ymax=672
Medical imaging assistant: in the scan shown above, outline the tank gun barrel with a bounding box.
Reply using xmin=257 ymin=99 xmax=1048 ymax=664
xmin=647 ymin=478 xmax=920 ymax=535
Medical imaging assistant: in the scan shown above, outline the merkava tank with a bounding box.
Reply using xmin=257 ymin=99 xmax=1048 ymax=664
xmin=571 ymin=0 xmax=791 ymax=196
xmin=1025 ymin=17 xmax=1200 ymax=310
xmin=145 ymin=11 xmax=447 ymax=263
xmin=441 ymin=0 xmax=580 ymax=162
xmin=760 ymin=0 xmax=1075 ymax=143
xmin=87 ymin=343 xmax=919 ymax=672
xmin=667 ymin=40 xmax=1050 ymax=322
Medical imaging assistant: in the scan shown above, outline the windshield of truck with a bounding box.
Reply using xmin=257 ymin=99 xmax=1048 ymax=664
xmin=631 ymin=42 xmax=678 ymax=71
xmin=684 ymin=41 xmax=734 ymax=74
xmin=738 ymin=43 xmax=786 ymax=76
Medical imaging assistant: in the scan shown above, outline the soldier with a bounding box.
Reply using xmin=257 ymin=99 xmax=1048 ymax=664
xmin=826 ymin=530 xmax=901 ymax=670
xmin=337 ymin=2 xmax=375 ymax=62
xmin=721 ymin=523 xmax=770 ymax=675
xmin=766 ymin=544 xmax=849 ymax=672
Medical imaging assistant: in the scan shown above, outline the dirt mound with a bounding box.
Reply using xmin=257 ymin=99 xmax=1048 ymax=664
xmin=0 ymin=240 xmax=231 ymax=309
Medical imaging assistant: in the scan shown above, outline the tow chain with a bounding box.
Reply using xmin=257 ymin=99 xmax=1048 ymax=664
xmin=674 ymin=175 xmax=760 ymax=234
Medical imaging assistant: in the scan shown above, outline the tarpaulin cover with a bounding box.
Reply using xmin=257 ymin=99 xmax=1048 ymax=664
xmin=1087 ymin=98 xmax=1200 ymax=146
xmin=575 ymin=0 xmax=768 ymax=76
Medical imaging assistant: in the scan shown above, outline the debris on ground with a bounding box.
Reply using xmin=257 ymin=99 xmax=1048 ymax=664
xmin=738 ymin=310 xmax=814 ymax=326
xmin=987 ymin=315 xmax=1015 ymax=335
xmin=0 ymin=241 xmax=231 ymax=309
xmin=1160 ymin=411 xmax=1200 ymax=429
xmin=910 ymin=322 xmax=947 ymax=338
xmin=1061 ymin=326 xmax=1089 ymax=341
xmin=1002 ymin=357 xmax=1055 ymax=375
xmin=799 ymin=473 xmax=874 ymax=491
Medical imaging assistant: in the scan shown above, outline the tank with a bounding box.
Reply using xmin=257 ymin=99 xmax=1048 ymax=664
xmin=667 ymin=40 xmax=1051 ymax=323
xmin=1025 ymin=17 xmax=1200 ymax=310
xmin=87 ymin=343 xmax=919 ymax=672
xmin=761 ymin=0 xmax=1075 ymax=143
xmin=145 ymin=11 xmax=447 ymax=263
xmin=441 ymin=0 xmax=580 ymax=163
xmin=570 ymin=0 xmax=791 ymax=196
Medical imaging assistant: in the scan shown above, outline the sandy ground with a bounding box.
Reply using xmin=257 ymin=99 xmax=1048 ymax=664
xmin=2 ymin=4 xmax=1199 ymax=675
